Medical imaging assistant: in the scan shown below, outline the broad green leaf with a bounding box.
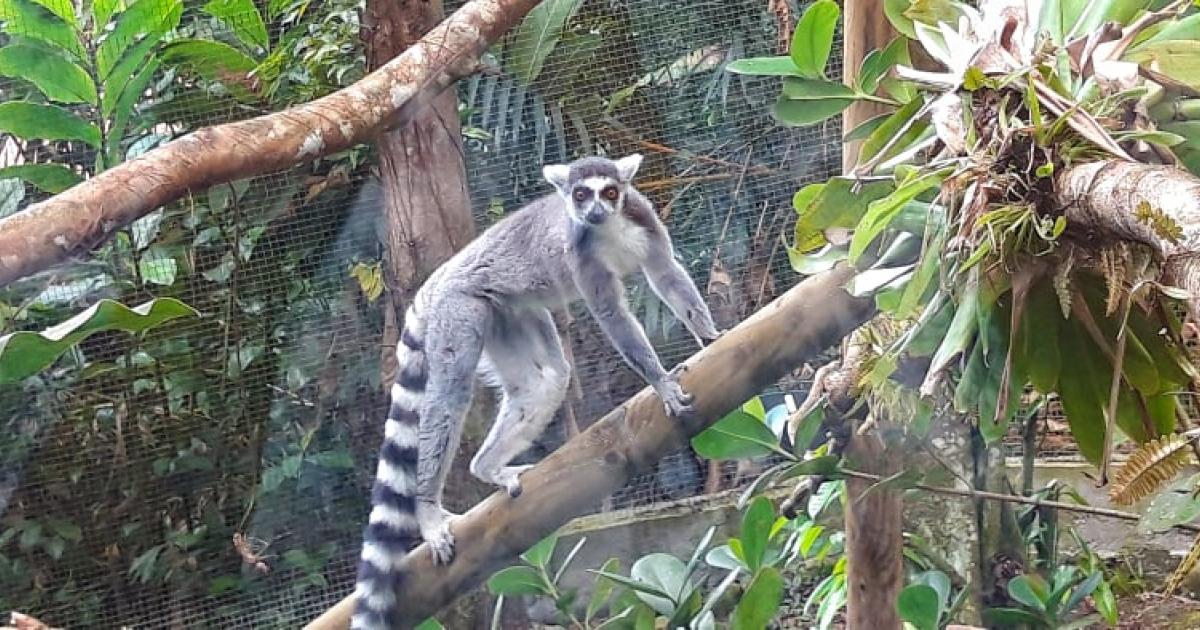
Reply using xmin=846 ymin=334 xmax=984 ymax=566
xmin=630 ymin=553 xmax=690 ymax=615
xmin=731 ymin=567 xmax=784 ymax=630
xmin=0 ymin=102 xmax=100 ymax=147
xmin=1126 ymin=305 xmax=1192 ymax=389
xmin=587 ymin=558 xmax=621 ymax=621
xmin=954 ymin=339 xmax=985 ymax=414
xmin=0 ymin=163 xmax=80 ymax=193
xmin=29 ymin=0 xmax=73 ymax=23
xmin=790 ymin=0 xmax=839 ymax=78
xmin=1093 ymin=580 xmax=1118 ymax=625
xmin=1063 ymin=572 xmax=1102 ymax=614
xmin=161 ymin=39 xmax=258 ymax=99
xmin=742 ymin=396 xmax=766 ymax=421
xmin=794 ymin=178 xmax=893 ymax=254
xmin=0 ymin=298 xmax=198 ymax=383
xmin=202 ymin=0 xmax=268 ymax=50
xmin=105 ymin=55 xmax=160 ymax=149
xmin=0 ymin=0 xmax=84 ymax=58
xmin=1066 ymin=0 xmax=1150 ymax=40
xmin=789 ymin=244 xmax=847 ymax=275
xmin=520 ymin=534 xmax=557 ymax=569
xmin=857 ymin=37 xmax=908 ymax=95
xmin=726 ymin=56 xmax=802 ymax=76
xmin=1126 ymin=40 xmax=1200 ymax=91
xmin=895 ymin=231 xmax=943 ymax=317
xmin=92 ymin=0 xmax=120 ymax=29
xmin=691 ymin=409 xmax=780 ymax=460
xmin=849 ymin=170 xmax=943 ymax=263
xmin=101 ymin=34 xmax=166 ymax=117
xmin=486 ymin=566 xmax=548 ymax=596
xmin=413 ymin=618 xmax=444 ymax=630
xmin=844 ymin=111 xmax=892 ymax=142
xmin=0 ymin=44 xmax=95 ymax=104
xmin=1078 ymin=287 xmax=1159 ymax=396
xmin=772 ymin=95 xmax=853 ymax=127
xmin=1018 ymin=282 xmax=1062 ymax=392
xmin=790 ymin=404 xmax=824 ymax=454
xmin=1007 ymin=574 xmax=1048 ymax=611
xmin=905 ymin=295 xmax=952 ymax=357
xmin=96 ymin=0 xmax=182 ymax=78
xmin=505 ymin=0 xmax=582 ymax=85
xmin=1139 ymin=474 xmax=1200 ymax=533
xmin=982 ymin=608 xmax=1046 ymax=626
xmin=884 ymin=0 xmax=917 ymax=38
xmin=896 ymin=584 xmax=940 ymax=630
xmin=739 ymin=497 xmax=774 ymax=573
xmin=857 ymin=96 xmax=926 ymax=166
xmin=1139 ymin=13 xmax=1200 ymax=47
xmin=926 ymin=274 xmax=979 ymax=384
xmin=781 ymin=77 xmax=857 ymax=100
xmin=1056 ymin=321 xmax=1109 ymax=465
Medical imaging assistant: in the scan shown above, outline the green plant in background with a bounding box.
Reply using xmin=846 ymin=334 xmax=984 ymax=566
xmin=983 ymin=568 xmax=1109 ymax=629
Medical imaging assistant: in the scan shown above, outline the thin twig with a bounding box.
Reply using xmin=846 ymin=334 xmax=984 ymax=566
xmin=836 ymin=468 xmax=1200 ymax=533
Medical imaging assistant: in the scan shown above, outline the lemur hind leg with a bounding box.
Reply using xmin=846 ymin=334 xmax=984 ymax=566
xmin=470 ymin=307 xmax=570 ymax=498
xmin=415 ymin=295 xmax=488 ymax=565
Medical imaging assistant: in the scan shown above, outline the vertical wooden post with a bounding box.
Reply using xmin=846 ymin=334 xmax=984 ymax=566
xmin=841 ymin=2 xmax=905 ymax=628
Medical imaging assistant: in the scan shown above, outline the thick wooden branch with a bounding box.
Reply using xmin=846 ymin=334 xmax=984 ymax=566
xmin=1056 ymin=161 xmax=1200 ymax=298
xmin=303 ymin=265 xmax=876 ymax=629
xmin=0 ymin=0 xmax=543 ymax=288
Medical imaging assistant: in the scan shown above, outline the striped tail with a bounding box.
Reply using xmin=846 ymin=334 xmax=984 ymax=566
xmin=352 ymin=309 xmax=426 ymax=630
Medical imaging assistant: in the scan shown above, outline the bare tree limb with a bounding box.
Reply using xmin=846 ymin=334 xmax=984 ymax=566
xmin=0 ymin=0 xmax=543 ymax=288
xmin=303 ymin=265 xmax=877 ymax=629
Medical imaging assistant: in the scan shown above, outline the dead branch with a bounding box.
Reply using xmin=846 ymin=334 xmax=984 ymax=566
xmin=0 ymin=0 xmax=544 ymax=288
xmin=303 ymin=265 xmax=876 ymax=629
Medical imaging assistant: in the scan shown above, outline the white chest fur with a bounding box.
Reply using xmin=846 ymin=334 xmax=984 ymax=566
xmin=596 ymin=214 xmax=651 ymax=277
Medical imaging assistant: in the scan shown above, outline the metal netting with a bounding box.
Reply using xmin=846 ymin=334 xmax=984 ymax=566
xmin=0 ymin=0 xmax=844 ymax=626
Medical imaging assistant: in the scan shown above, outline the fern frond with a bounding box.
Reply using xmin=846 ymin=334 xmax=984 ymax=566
xmin=1109 ymin=434 xmax=1194 ymax=506
xmin=1165 ymin=530 xmax=1200 ymax=596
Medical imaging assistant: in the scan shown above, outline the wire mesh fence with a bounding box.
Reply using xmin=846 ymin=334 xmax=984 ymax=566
xmin=0 ymin=0 xmax=848 ymax=626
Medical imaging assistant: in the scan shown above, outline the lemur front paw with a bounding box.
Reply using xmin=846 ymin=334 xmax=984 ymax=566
xmin=658 ymin=375 xmax=696 ymax=420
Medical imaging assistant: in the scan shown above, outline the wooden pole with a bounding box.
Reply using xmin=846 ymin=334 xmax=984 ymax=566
xmin=304 ymin=265 xmax=876 ymax=629
xmin=841 ymin=2 xmax=905 ymax=628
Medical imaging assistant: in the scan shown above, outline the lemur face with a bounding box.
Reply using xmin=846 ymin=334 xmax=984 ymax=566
xmin=543 ymin=154 xmax=643 ymax=226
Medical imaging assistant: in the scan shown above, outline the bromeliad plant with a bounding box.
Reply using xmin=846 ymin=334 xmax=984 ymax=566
xmin=732 ymin=0 xmax=1200 ymax=515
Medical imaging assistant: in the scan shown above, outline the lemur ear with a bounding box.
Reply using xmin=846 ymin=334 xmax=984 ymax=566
xmin=615 ymin=153 xmax=643 ymax=183
xmin=543 ymin=164 xmax=571 ymax=192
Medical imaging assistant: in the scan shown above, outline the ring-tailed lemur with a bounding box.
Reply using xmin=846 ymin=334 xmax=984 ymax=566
xmin=351 ymin=154 xmax=721 ymax=629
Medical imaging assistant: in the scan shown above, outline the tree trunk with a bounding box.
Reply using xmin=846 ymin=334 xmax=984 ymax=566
xmin=361 ymin=3 xmax=500 ymax=627
xmin=841 ymin=1 xmax=905 ymax=627
xmin=0 ymin=0 xmax=546 ymax=288
xmin=303 ymin=264 xmax=877 ymax=629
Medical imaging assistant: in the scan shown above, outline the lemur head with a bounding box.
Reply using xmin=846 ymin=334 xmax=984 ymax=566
xmin=543 ymin=154 xmax=643 ymax=226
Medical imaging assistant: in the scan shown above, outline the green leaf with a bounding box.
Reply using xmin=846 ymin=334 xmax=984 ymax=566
xmin=0 ymin=102 xmax=100 ymax=147
xmin=1127 ymin=40 xmax=1200 ymax=91
xmin=896 ymin=584 xmax=940 ymax=630
xmin=630 ymin=553 xmax=690 ymax=615
xmin=1007 ymin=574 xmax=1049 ymax=611
xmin=691 ymin=408 xmax=780 ymax=460
xmin=486 ymin=566 xmax=549 ymax=596
xmin=1056 ymin=321 xmax=1109 ymax=465
xmin=1063 ymin=571 xmax=1102 ymax=614
xmin=0 ymin=0 xmax=84 ymax=58
xmin=726 ymin=56 xmax=803 ymax=76
xmin=0 ymin=44 xmax=95 ymax=104
xmin=774 ymin=89 xmax=855 ymax=127
xmin=0 ymin=163 xmax=80 ymax=193
xmin=0 ymin=298 xmax=198 ymax=383
xmin=857 ymin=96 xmax=926 ymax=166
xmin=781 ymin=77 xmax=857 ymax=100
xmin=1019 ymin=283 xmax=1063 ymax=392
xmin=0 ymin=178 xmax=24 ymax=219
xmin=138 ymin=249 xmax=177 ymax=286
xmin=790 ymin=0 xmax=839 ymax=79
xmin=92 ymin=0 xmax=120 ymax=28
xmin=790 ymin=405 xmax=825 ymax=454
xmin=789 ymin=244 xmax=847 ymax=275
xmin=587 ymin=558 xmax=621 ymax=621
xmin=843 ymin=112 xmax=892 ymax=142
xmin=739 ymin=497 xmax=775 ymax=573
xmin=505 ymin=0 xmax=582 ymax=85
xmin=1140 ymin=474 xmax=1200 ymax=533
xmin=202 ymin=0 xmax=268 ymax=50
xmin=731 ymin=567 xmax=784 ymax=630
xmin=982 ymin=607 xmax=1046 ymax=626
xmin=1140 ymin=13 xmax=1200 ymax=46
xmin=794 ymin=177 xmax=894 ymax=253
xmin=857 ymin=37 xmax=908 ymax=95
xmin=884 ymin=0 xmax=917 ymax=38
xmin=101 ymin=34 xmax=165 ymax=118
xmin=520 ymin=534 xmax=558 ymax=570
xmin=413 ymin=618 xmax=444 ymax=630
xmin=105 ymin=55 xmax=160 ymax=149
xmin=926 ymin=275 xmax=979 ymax=384
xmin=95 ymin=0 xmax=182 ymax=79
xmin=849 ymin=170 xmax=943 ymax=263
xmin=161 ymin=39 xmax=258 ymax=99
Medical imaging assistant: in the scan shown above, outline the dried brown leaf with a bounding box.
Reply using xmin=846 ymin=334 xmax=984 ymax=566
xmin=1109 ymin=433 xmax=1194 ymax=505
xmin=1165 ymin=530 xmax=1200 ymax=596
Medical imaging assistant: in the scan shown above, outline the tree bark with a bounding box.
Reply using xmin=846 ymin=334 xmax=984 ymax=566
xmin=302 ymin=265 xmax=876 ymax=629
xmin=0 ymin=0 xmax=545 ymax=288
xmin=841 ymin=2 xmax=905 ymax=628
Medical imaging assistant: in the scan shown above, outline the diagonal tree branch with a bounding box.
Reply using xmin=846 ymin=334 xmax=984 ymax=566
xmin=0 ymin=0 xmax=544 ymax=288
xmin=302 ymin=265 xmax=877 ymax=629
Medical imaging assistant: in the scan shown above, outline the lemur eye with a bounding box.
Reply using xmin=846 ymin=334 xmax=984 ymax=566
xmin=602 ymin=186 xmax=619 ymax=201
xmin=573 ymin=189 xmax=588 ymax=202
